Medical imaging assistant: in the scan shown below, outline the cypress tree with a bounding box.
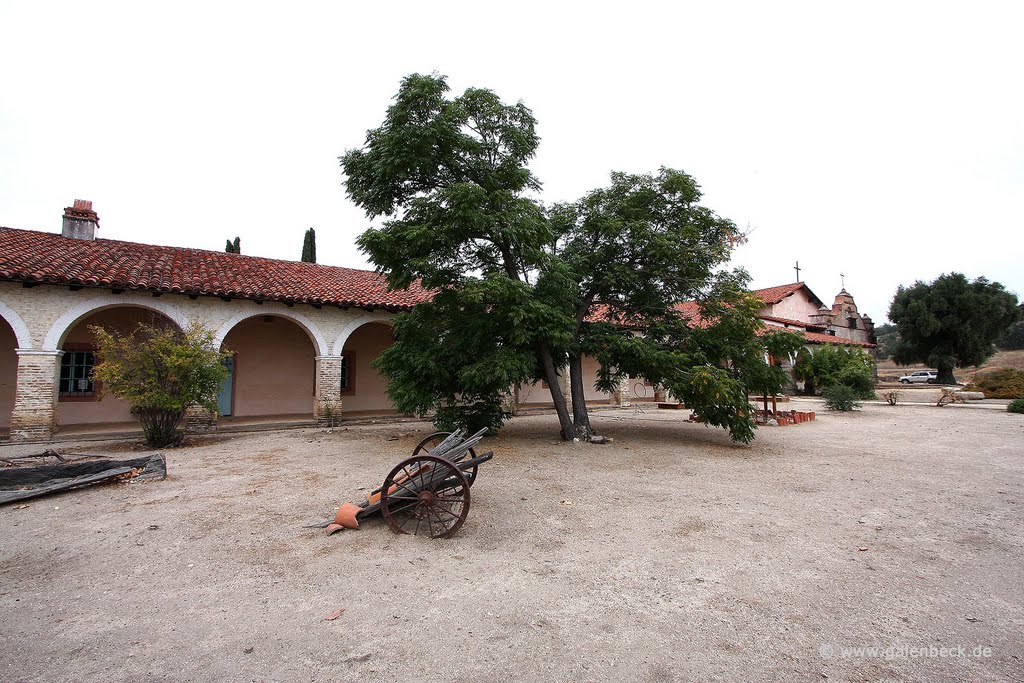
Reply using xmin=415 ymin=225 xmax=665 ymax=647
xmin=301 ymin=228 xmax=317 ymax=263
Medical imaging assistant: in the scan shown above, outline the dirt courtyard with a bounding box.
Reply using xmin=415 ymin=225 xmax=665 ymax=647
xmin=2 ymin=402 xmax=1022 ymax=683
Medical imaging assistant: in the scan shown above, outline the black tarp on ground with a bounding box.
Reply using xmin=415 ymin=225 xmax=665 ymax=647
xmin=0 ymin=453 xmax=166 ymax=504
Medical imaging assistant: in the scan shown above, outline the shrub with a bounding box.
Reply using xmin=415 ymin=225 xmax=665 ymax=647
xmin=824 ymin=385 xmax=861 ymax=411
xmin=1008 ymin=399 xmax=1024 ymax=414
xmin=433 ymin=399 xmax=509 ymax=435
xmin=879 ymin=390 xmax=901 ymax=405
xmin=91 ymin=321 xmax=230 ymax=447
xmin=936 ymin=388 xmax=965 ymax=407
xmin=965 ymin=368 xmax=1024 ymax=399
xmin=794 ymin=344 xmax=876 ymax=398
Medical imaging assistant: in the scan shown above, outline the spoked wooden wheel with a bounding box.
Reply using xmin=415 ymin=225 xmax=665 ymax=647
xmin=412 ymin=431 xmax=479 ymax=487
xmin=380 ymin=455 xmax=471 ymax=539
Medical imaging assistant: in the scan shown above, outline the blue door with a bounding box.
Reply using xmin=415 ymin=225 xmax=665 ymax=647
xmin=217 ymin=356 xmax=234 ymax=416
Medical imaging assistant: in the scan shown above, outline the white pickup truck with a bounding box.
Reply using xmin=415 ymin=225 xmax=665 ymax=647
xmin=898 ymin=371 xmax=938 ymax=384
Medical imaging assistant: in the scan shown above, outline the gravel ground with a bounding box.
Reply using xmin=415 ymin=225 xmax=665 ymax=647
xmin=1 ymin=402 xmax=1022 ymax=683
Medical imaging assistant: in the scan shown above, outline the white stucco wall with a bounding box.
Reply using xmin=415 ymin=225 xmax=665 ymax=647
xmin=340 ymin=322 xmax=395 ymax=412
xmin=0 ymin=281 xmax=404 ymax=428
xmin=762 ymin=291 xmax=823 ymax=321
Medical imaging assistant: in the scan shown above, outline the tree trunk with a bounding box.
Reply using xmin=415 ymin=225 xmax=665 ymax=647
xmin=539 ymin=345 xmax=575 ymax=441
xmin=137 ymin=407 xmax=185 ymax=447
xmin=568 ymin=354 xmax=592 ymax=440
xmin=935 ymin=363 xmax=957 ymax=385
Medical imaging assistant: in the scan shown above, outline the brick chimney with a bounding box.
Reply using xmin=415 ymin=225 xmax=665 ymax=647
xmin=62 ymin=199 xmax=99 ymax=240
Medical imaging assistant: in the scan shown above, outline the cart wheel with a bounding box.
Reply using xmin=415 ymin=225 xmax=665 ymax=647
xmin=412 ymin=431 xmax=479 ymax=487
xmin=381 ymin=454 xmax=471 ymax=539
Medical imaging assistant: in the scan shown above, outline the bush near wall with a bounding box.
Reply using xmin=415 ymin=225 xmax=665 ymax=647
xmin=1008 ymin=399 xmax=1024 ymax=414
xmin=824 ymin=385 xmax=861 ymax=411
xmin=794 ymin=344 xmax=876 ymax=399
xmin=965 ymin=368 xmax=1024 ymax=399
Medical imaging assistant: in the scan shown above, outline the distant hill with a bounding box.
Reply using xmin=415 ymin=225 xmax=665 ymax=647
xmin=875 ymin=349 xmax=1024 ymax=384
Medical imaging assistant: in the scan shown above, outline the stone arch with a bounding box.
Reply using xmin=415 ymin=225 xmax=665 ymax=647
xmin=218 ymin=313 xmax=320 ymax=419
xmin=0 ymin=314 xmax=20 ymax=432
xmin=0 ymin=299 xmax=33 ymax=349
xmin=214 ymin=310 xmax=328 ymax=357
xmin=43 ymin=294 xmax=189 ymax=351
xmin=331 ymin=311 xmax=395 ymax=356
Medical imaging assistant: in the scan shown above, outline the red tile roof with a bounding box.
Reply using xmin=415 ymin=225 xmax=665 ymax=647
xmin=586 ymin=299 xmax=873 ymax=346
xmin=674 ymin=301 xmax=711 ymax=328
xmin=753 ymin=282 xmax=830 ymax=311
xmin=0 ymin=227 xmax=432 ymax=310
xmin=585 ymin=301 xmax=708 ymax=328
xmin=798 ymin=330 xmax=874 ymax=347
xmin=760 ymin=314 xmax=809 ymax=328
xmin=752 ymin=282 xmax=808 ymax=305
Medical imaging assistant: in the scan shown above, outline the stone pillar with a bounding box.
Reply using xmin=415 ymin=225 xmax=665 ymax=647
xmin=315 ymin=355 xmax=344 ymax=426
xmin=610 ymin=376 xmax=632 ymax=407
xmin=9 ymin=350 xmax=61 ymax=442
xmin=500 ymin=387 xmax=519 ymax=416
xmin=185 ymin=405 xmax=218 ymax=433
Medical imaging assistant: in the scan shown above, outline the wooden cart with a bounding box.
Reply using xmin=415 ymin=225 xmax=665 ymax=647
xmin=329 ymin=429 xmax=493 ymax=539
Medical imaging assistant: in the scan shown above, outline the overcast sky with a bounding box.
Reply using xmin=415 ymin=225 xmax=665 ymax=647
xmin=1 ymin=1 xmax=1021 ymax=322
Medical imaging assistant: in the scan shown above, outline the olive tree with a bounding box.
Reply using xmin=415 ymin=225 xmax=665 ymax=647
xmin=889 ymin=273 xmax=1020 ymax=384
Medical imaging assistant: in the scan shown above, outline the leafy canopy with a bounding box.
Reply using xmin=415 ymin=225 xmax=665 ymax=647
xmin=344 ymin=73 xmax=548 ymax=290
xmin=547 ymin=169 xmax=775 ymax=441
xmin=342 ymin=73 xmax=801 ymax=443
xmin=998 ymin=319 xmax=1024 ymax=350
xmin=889 ymin=273 xmax=1020 ymax=383
xmin=342 ymin=74 xmax=570 ymax=434
xmin=794 ymin=343 xmax=876 ymax=399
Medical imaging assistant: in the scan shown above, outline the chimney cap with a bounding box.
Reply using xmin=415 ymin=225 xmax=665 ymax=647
xmin=63 ymin=199 xmax=99 ymax=222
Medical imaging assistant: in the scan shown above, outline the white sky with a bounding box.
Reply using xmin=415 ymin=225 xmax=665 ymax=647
xmin=1 ymin=1 xmax=1021 ymax=323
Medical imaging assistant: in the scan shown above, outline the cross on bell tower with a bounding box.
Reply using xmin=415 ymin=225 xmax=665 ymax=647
xmin=840 ymin=272 xmax=846 ymax=289
xmin=794 ymin=261 xmax=801 ymax=281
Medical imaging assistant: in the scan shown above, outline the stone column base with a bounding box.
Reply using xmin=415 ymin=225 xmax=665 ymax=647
xmin=610 ymin=377 xmax=632 ymax=407
xmin=314 ymin=397 xmax=343 ymax=426
xmin=184 ymin=405 xmax=218 ymax=433
xmin=314 ymin=356 xmax=345 ymax=426
xmin=9 ymin=350 xmax=61 ymax=442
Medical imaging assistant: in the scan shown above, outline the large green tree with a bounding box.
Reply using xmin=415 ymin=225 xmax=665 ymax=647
xmin=341 ymin=74 xmax=576 ymax=437
xmin=548 ymin=170 xmax=783 ymax=440
xmin=888 ymin=273 xmax=1020 ymax=384
xmin=342 ymin=74 xmax=794 ymax=443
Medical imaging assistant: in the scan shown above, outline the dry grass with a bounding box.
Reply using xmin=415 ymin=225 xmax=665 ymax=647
xmin=875 ymin=348 xmax=1024 ymax=383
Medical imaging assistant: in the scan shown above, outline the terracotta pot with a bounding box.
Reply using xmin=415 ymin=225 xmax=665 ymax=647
xmin=331 ymin=502 xmax=362 ymax=530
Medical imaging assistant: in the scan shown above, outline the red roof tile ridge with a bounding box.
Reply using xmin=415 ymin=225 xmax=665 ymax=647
xmin=760 ymin=314 xmax=809 ymax=327
xmin=0 ymin=226 xmax=431 ymax=309
xmin=752 ymin=282 xmax=805 ymax=304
